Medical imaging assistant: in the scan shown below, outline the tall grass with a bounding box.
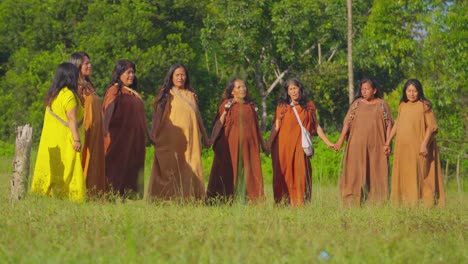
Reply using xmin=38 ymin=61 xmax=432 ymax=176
xmin=2 ymin=136 xmax=467 ymax=263
xmin=0 ymin=154 xmax=466 ymax=263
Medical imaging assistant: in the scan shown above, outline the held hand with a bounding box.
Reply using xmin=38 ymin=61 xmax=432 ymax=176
xmin=383 ymin=145 xmax=391 ymax=157
xmin=333 ymin=141 xmax=343 ymax=152
xmin=261 ymin=141 xmax=270 ymax=155
xmin=203 ymin=136 xmax=212 ymax=149
xmin=326 ymin=142 xmax=335 ymax=150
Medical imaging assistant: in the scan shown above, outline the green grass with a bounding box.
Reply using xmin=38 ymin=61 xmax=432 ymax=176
xmin=1 ymin=153 xmax=467 ymax=263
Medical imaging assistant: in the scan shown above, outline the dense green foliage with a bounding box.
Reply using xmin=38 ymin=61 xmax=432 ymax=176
xmin=0 ymin=0 xmax=466 ymax=175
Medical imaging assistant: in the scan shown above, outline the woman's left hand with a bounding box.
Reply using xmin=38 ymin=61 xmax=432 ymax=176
xmin=419 ymin=144 xmax=428 ymax=157
xmin=73 ymin=141 xmax=81 ymax=152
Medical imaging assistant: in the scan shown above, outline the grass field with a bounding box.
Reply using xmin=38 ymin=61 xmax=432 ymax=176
xmin=0 ymin=155 xmax=466 ymax=263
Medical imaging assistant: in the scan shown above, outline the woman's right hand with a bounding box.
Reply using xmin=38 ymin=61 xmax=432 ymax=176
xmin=333 ymin=140 xmax=343 ymax=152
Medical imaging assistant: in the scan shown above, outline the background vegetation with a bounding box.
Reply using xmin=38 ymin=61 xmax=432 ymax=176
xmin=0 ymin=0 xmax=466 ymax=178
xmin=0 ymin=1 xmax=466 ymax=261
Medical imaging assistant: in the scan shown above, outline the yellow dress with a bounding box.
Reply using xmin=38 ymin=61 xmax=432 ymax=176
xmin=31 ymin=88 xmax=86 ymax=202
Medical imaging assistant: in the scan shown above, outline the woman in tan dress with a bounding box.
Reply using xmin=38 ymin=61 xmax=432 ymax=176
xmin=267 ymin=78 xmax=334 ymax=207
xmin=69 ymin=52 xmax=106 ymax=196
xmin=385 ymin=79 xmax=445 ymax=207
xmin=148 ymin=63 xmax=209 ymax=201
xmin=206 ymin=78 xmax=266 ymax=204
xmin=335 ymin=78 xmax=393 ymax=207
xmin=103 ymin=60 xmax=149 ymax=199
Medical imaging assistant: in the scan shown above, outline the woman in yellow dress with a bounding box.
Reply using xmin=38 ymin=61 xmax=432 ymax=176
xmin=31 ymin=62 xmax=86 ymax=202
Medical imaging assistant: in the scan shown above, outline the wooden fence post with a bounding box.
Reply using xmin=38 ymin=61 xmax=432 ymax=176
xmin=10 ymin=125 xmax=33 ymax=200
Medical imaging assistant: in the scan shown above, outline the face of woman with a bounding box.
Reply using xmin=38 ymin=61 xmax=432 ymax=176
xmin=120 ymin=67 xmax=135 ymax=87
xmin=172 ymin=67 xmax=186 ymax=89
xmin=287 ymin=84 xmax=300 ymax=103
xmin=405 ymin=84 xmax=419 ymax=102
xmin=231 ymin=80 xmax=247 ymax=101
xmin=80 ymin=56 xmax=92 ymax=78
xmin=361 ymin=81 xmax=377 ymax=101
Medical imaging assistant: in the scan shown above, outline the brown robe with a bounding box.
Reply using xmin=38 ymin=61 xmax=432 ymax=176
xmin=79 ymin=82 xmax=106 ymax=195
xmin=148 ymin=88 xmax=205 ymax=200
xmin=339 ymin=99 xmax=393 ymax=207
xmin=271 ymin=102 xmax=316 ymax=206
xmin=103 ymin=85 xmax=146 ymax=197
xmin=390 ymin=101 xmax=445 ymax=207
xmin=206 ymin=99 xmax=264 ymax=202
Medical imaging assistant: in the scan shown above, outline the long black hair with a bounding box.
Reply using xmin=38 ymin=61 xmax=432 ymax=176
xmin=278 ymin=77 xmax=309 ymax=109
xmin=401 ymin=78 xmax=432 ymax=111
xmin=221 ymin=77 xmax=253 ymax=103
xmin=107 ymin=59 xmax=137 ymax=93
xmin=353 ymin=78 xmax=382 ymax=101
xmin=154 ymin=63 xmax=195 ymax=109
xmin=44 ymin=62 xmax=79 ymax=107
xmin=68 ymin=52 xmax=91 ymax=84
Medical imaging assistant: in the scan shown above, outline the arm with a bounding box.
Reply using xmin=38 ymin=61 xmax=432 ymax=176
xmin=384 ymin=120 xmax=397 ymax=156
xmin=66 ymin=107 xmax=81 ymax=152
xmin=316 ymin=124 xmax=334 ymax=149
xmin=266 ymin=118 xmax=280 ymax=153
xmin=257 ymin=121 xmax=267 ymax=153
xmin=198 ymin=116 xmax=210 ymax=148
xmin=208 ymin=111 xmax=227 ymax=147
xmin=103 ymin=102 xmax=115 ymax=136
xmin=151 ymin=104 xmax=164 ymax=144
xmin=420 ymin=107 xmax=438 ymax=157
xmin=334 ymin=122 xmax=349 ymax=151
xmin=419 ymin=126 xmax=434 ymax=157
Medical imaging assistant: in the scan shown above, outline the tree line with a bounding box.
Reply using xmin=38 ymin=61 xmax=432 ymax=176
xmin=0 ymin=0 xmax=465 ymax=148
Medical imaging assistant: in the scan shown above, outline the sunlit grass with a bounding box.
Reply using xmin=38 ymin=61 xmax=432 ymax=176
xmin=0 ymin=155 xmax=466 ymax=263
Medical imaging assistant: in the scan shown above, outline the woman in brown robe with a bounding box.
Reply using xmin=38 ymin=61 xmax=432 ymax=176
xmin=266 ymin=78 xmax=334 ymax=206
xmin=206 ymin=78 xmax=266 ymax=203
xmin=385 ymin=79 xmax=445 ymax=207
xmin=335 ymin=78 xmax=393 ymax=207
xmin=103 ymin=60 xmax=149 ymax=198
xmin=148 ymin=63 xmax=209 ymax=201
xmin=69 ymin=52 xmax=106 ymax=196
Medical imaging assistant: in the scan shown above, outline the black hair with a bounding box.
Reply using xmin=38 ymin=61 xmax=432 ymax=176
xmin=278 ymin=77 xmax=309 ymax=109
xmin=44 ymin=62 xmax=79 ymax=106
xmin=154 ymin=63 xmax=195 ymax=109
xmin=401 ymin=78 xmax=432 ymax=111
xmin=107 ymin=59 xmax=137 ymax=93
xmin=221 ymin=77 xmax=253 ymax=102
xmin=353 ymin=78 xmax=382 ymax=101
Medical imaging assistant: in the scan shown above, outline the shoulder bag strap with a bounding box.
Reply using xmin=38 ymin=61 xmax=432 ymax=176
xmin=291 ymin=102 xmax=306 ymax=130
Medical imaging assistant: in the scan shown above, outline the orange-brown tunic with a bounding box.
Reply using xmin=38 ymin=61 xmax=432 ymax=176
xmin=271 ymin=102 xmax=317 ymax=206
xmin=390 ymin=101 xmax=445 ymax=207
xmin=103 ymin=85 xmax=146 ymax=197
xmin=206 ymin=99 xmax=264 ymax=202
xmin=339 ymin=99 xmax=393 ymax=207
xmin=79 ymin=82 xmax=106 ymax=195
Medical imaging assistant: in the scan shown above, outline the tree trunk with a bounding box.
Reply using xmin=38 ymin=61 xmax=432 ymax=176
xmin=11 ymin=124 xmax=33 ymax=200
xmin=254 ymin=71 xmax=267 ymax=132
xmin=347 ymin=0 xmax=354 ymax=104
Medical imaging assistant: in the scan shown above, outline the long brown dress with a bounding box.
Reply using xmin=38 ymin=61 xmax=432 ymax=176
xmin=103 ymin=85 xmax=146 ymax=197
xmin=390 ymin=101 xmax=445 ymax=207
xmin=79 ymin=81 xmax=106 ymax=195
xmin=271 ymin=101 xmax=316 ymax=206
xmin=148 ymin=88 xmax=205 ymax=200
xmin=206 ymin=99 xmax=264 ymax=202
xmin=339 ymin=99 xmax=393 ymax=207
